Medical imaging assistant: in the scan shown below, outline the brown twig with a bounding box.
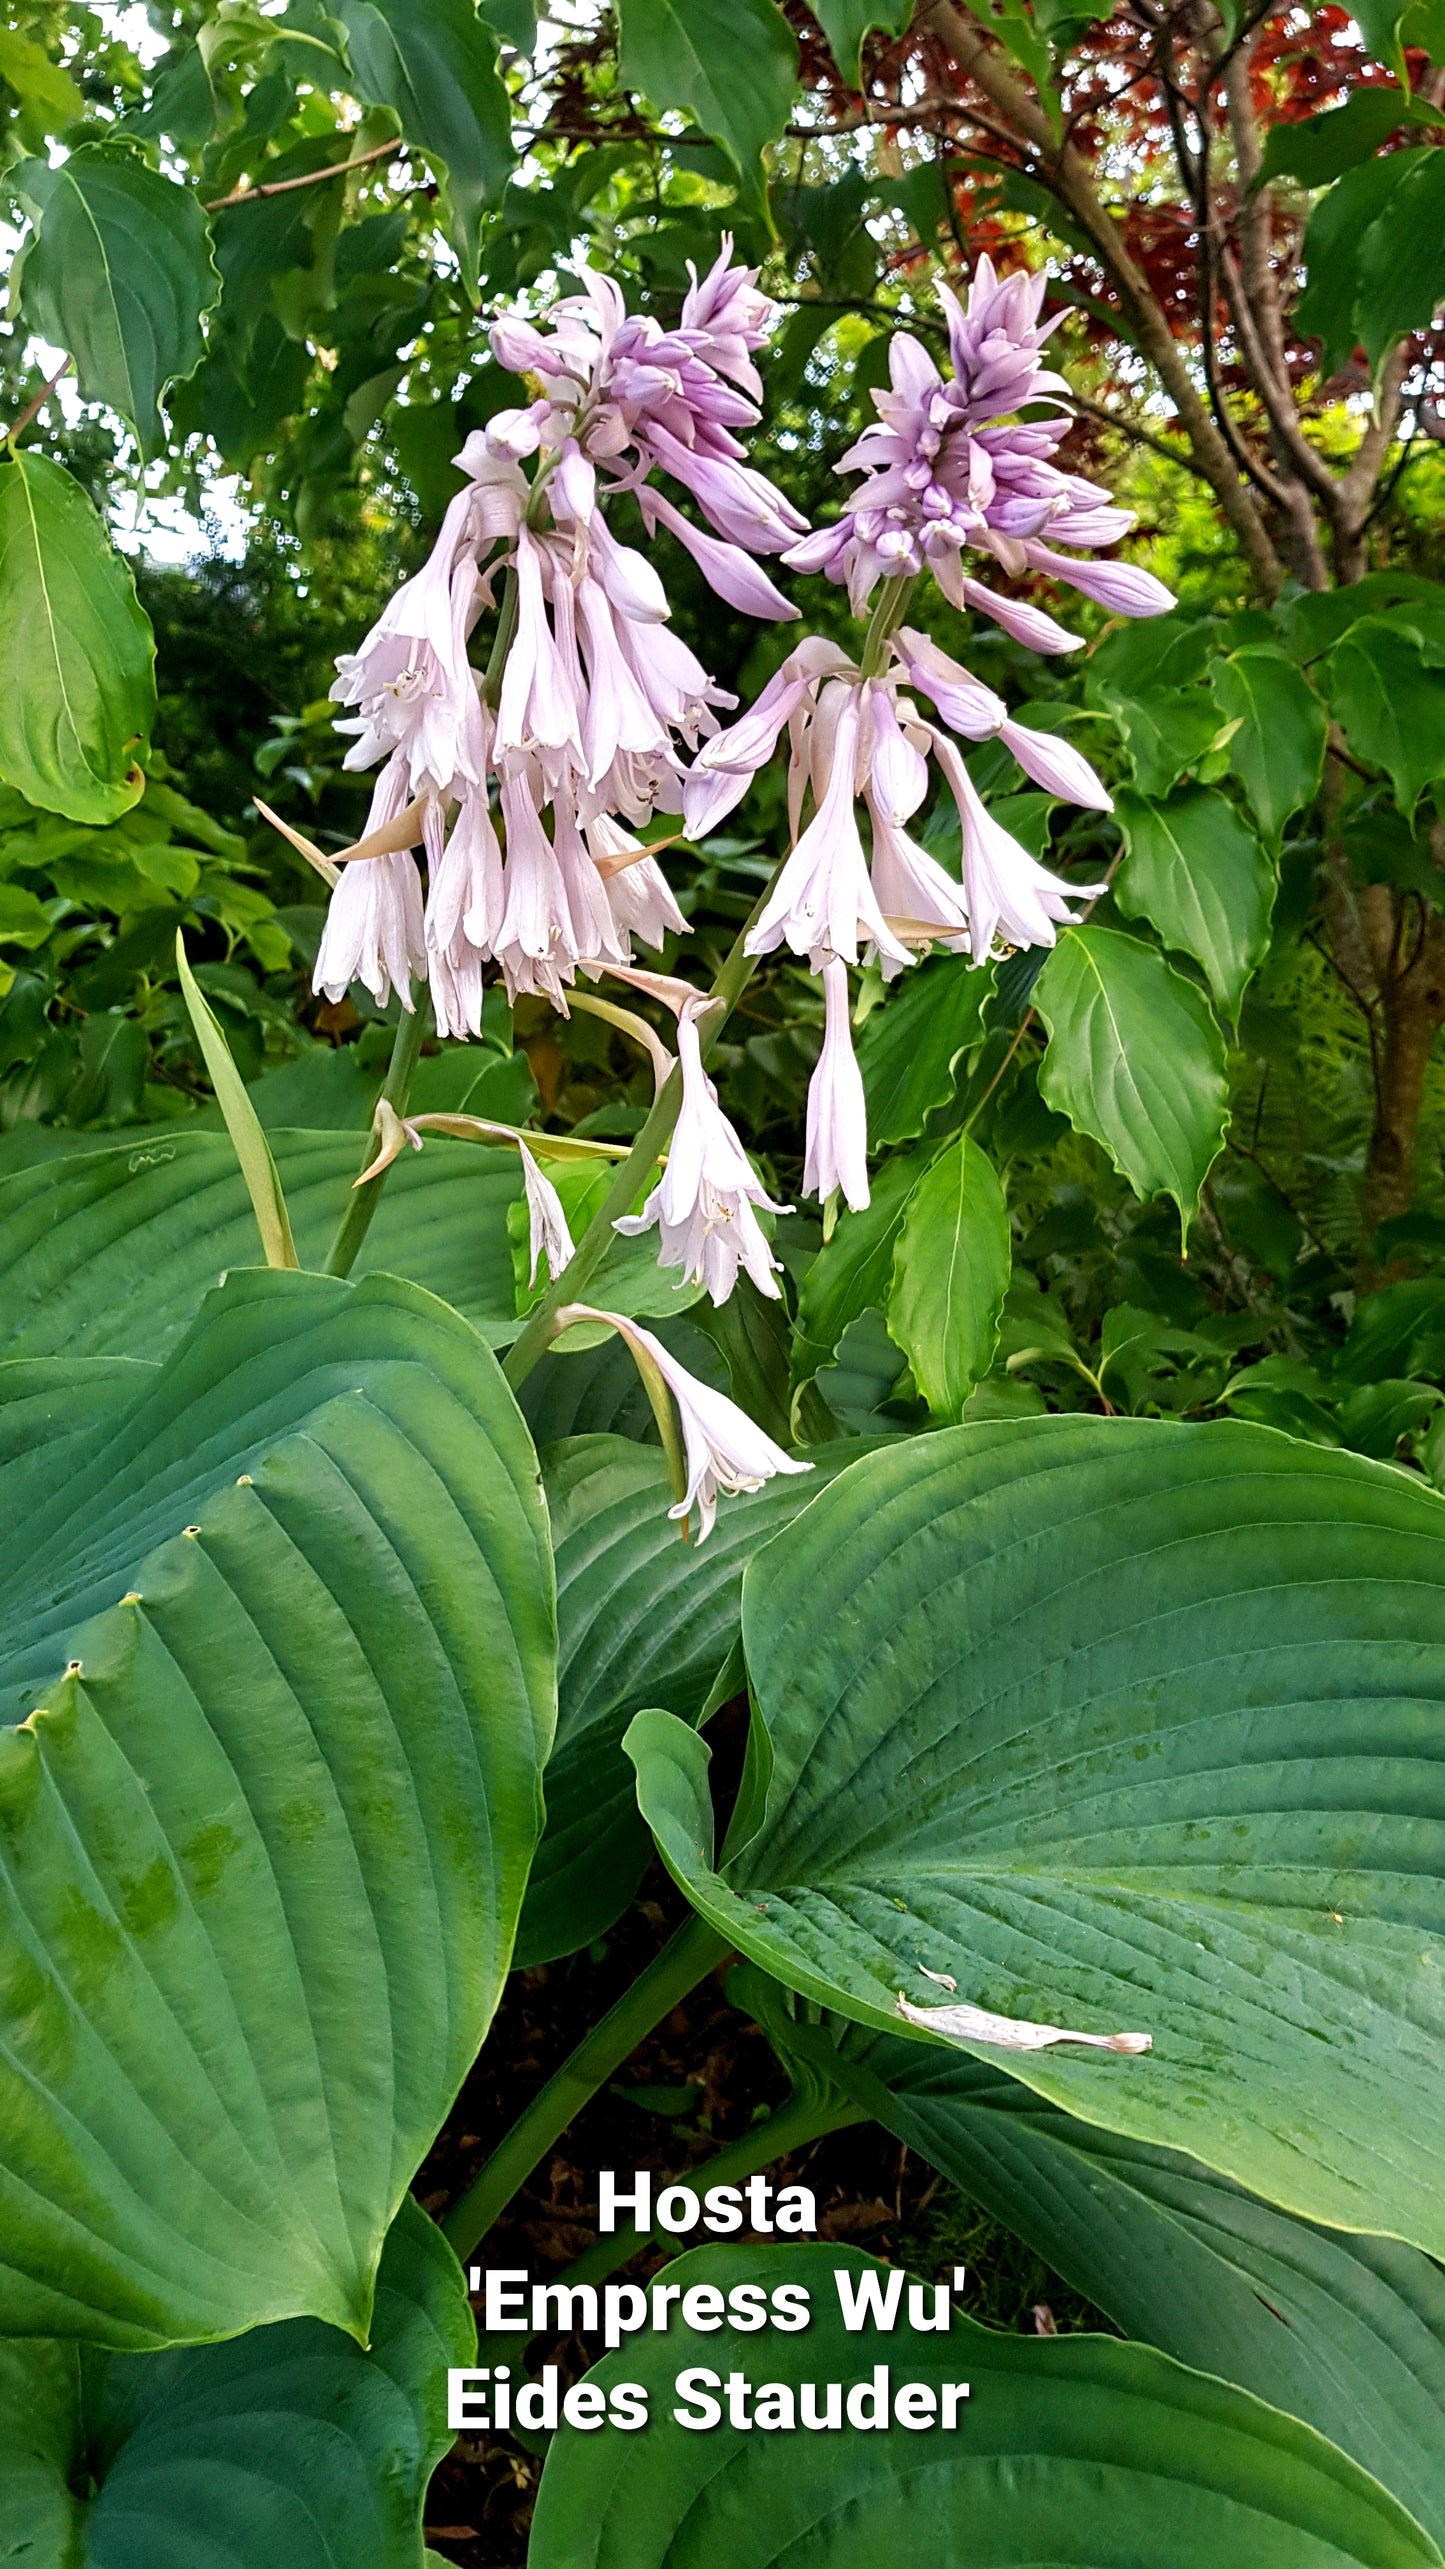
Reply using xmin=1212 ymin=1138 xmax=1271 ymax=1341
xmin=205 ymin=136 xmax=402 ymax=212
xmin=4 ymin=358 xmax=70 ymax=446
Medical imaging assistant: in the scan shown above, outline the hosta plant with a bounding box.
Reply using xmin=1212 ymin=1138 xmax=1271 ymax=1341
xmin=2 ymin=3 xmax=1444 ymax=2563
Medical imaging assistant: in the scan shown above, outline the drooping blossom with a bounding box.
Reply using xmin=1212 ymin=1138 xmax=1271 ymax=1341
xmin=615 ymin=995 xmax=788 ymax=1302
xmin=805 ymin=958 xmax=870 ymax=1211
xmin=312 ymin=244 xmax=805 ymax=1030
xmin=519 ymin=1141 xmax=576 ymax=1287
xmin=784 ymin=257 xmax=1174 ymax=637
xmin=560 ymin=1306 xmax=812 ymax=1542
xmin=313 ymin=753 xmax=428 ymax=1009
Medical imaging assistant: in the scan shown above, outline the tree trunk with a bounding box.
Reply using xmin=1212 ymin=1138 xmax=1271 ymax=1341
xmin=1360 ymin=912 xmax=1445 ymax=1256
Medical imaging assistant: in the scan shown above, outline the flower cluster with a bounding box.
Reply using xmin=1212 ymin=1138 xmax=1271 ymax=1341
xmin=316 ymin=242 xmax=804 ymax=1035
xmin=785 ymin=259 xmax=1174 ymax=635
xmin=308 ymin=247 xmax=1178 ymax=1536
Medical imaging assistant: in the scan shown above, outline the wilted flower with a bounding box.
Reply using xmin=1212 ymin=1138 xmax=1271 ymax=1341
xmin=784 ymin=257 xmax=1174 ymax=636
xmin=805 ymin=958 xmax=870 ymax=1211
xmin=615 ymin=994 xmax=787 ymax=1302
xmin=519 ymin=1141 xmax=576 ymax=1286
xmin=561 ymin=1305 xmax=812 ymax=1542
xmin=896 ymin=1989 xmax=1151 ymax=2055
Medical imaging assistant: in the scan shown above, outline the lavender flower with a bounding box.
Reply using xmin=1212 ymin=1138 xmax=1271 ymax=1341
xmin=805 ymin=958 xmax=870 ymax=1211
xmin=615 ymin=995 xmax=788 ymax=1302
xmin=487 ymin=238 xmax=808 ymax=615
xmin=561 ymin=1306 xmax=812 ymax=1542
xmin=784 ymin=257 xmax=1174 ymax=636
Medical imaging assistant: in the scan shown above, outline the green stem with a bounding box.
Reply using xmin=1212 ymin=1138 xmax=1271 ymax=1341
xmin=481 ymin=569 xmax=519 ymax=710
xmin=469 ymin=2084 xmax=863 ymax=2368
xmin=442 ymin=1914 xmax=729 ymax=2262
xmin=501 ymin=891 xmax=772 ymax=1393
xmin=324 ymin=997 xmax=430 ymax=1278
xmin=858 ymin=572 xmax=918 ymax=680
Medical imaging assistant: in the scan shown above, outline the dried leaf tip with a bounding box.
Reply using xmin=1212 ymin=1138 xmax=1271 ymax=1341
xmin=896 ymin=1992 xmax=1152 ymax=2056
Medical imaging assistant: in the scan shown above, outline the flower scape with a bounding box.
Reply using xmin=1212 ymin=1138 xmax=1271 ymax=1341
xmin=302 ymin=247 xmax=1172 ymax=1539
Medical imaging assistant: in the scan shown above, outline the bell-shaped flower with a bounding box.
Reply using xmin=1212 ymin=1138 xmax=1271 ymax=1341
xmin=562 ymin=1306 xmax=812 ymax=1542
xmin=519 ymin=1140 xmax=576 ymax=1286
xmin=805 ymin=958 xmax=870 ymax=1210
xmin=683 ymin=639 xmax=846 ymax=838
xmin=496 ymin=529 xmax=585 ymax=762
xmin=747 ymin=688 xmax=912 ymax=973
xmin=930 ymin=730 xmax=1103 ymax=963
xmin=587 ymin=815 xmax=688 ymax=954
xmin=331 ymin=485 xmax=488 ymax=796
xmin=615 ymin=995 xmax=788 ymax=1302
xmin=896 ymin=1989 xmax=1150 ymax=2054
xmin=493 ymin=764 xmax=580 ymax=1006
xmin=314 ymin=756 xmax=427 ymax=1009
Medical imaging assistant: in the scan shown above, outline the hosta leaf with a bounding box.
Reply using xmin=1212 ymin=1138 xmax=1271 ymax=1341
xmin=519 ymin=1433 xmax=849 ymax=1963
xmin=0 ymin=451 xmax=154 ymax=825
xmin=1330 ymin=617 xmax=1445 ymax=823
xmin=0 ymin=1266 xmax=553 ymax=2346
xmin=1208 ymin=648 xmax=1328 ymax=848
xmin=887 ymin=1132 xmax=1010 ymax=1420
xmin=628 ymin=1416 xmax=1445 ymax=2259
xmin=0 ymin=1127 xmax=524 ymax=1359
xmin=1033 ymin=923 xmax=1229 ymax=1228
xmin=617 ymin=0 xmax=798 ymax=204
xmin=529 ymin=2242 xmax=1440 ymax=2569
xmin=336 ymin=0 xmax=513 ymax=296
xmin=1114 ymin=786 xmax=1275 ymax=1022
xmin=857 ymin=953 xmax=991 ymax=1146
xmin=14 ymin=145 xmax=219 ymax=458
xmin=753 ymin=1990 xmax=1445 ymax=2550
xmin=0 ymin=2198 xmax=472 ymax=2565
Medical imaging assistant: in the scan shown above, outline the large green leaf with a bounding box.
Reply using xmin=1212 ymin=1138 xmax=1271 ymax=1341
xmin=887 ymin=1132 xmax=1010 ymax=1421
xmin=0 ymin=1127 xmax=524 ymax=1359
xmin=0 ymin=450 xmax=155 ymax=825
xmin=809 ymin=0 xmax=913 ymax=84
xmin=1257 ymin=87 xmax=1445 ymax=187
xmin=0 ymin=2198 xmax=472 ymax=2564
xmin=529 ymin=2241 xmax=1440 ymax=2569
xmin=1296 ymin=155 xmax=1418 ymax=378
xmin=857 ymin=953 xmax=990 ymax=1146
xmin=1033 ymin=923 xmax=1229 ymax=1228
xmin=628 ymin=1416 xmax=1445 ymax=2258
xmin=751 ymin=1984 xmax=1445 ymax=2550
xmin=616 ymin=0 xmax=798 ymax=204
xmin=1331 ymin=617 xmax=1445 ymax=823
xmin=1209 ymin=647 xmax=1328 ymax=848
xmin=14 ymin=144 xmax=219 ymax=458
xmin=1114 ymin=786 xmax=1275 ymax=1022
xmin=0 ymin=1266 xmax=553 ymax=2346
xmin=518 ymin=1433 xmax=849 ymax=1963
xmin=336 ymin=0 xmax=513 ymax=296
xmin=1353 ymin=136 xmax=1445 ymax=369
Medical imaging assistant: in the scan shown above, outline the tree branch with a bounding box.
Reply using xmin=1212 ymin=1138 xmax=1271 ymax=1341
xmin=205 ymin=136 xmax=402 ymax=212
xmin=920 ymin=0 xmax=1286 ymax=599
